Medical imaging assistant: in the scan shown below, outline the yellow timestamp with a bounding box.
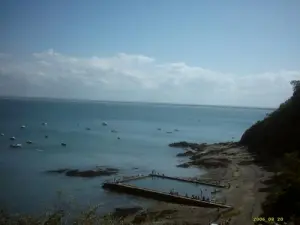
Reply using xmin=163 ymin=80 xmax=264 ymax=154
xmin=253 ymin=217 xmax=284 ymax=222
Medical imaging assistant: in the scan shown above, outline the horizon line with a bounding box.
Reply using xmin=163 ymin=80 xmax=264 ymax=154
xmin=0 ymin=95 xmax=276 ymax=110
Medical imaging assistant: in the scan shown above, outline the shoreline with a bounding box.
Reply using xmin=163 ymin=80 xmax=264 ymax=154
xmin=112 ymin=141 xmax=272 ymax=225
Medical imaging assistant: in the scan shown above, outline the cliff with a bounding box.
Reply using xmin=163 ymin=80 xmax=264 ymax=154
xmin=239 ymin=80 xmax=300 ymax=159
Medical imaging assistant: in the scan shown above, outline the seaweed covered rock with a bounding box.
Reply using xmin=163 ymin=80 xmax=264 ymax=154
xmin=46 ymin=167 xmax=119 ymax=177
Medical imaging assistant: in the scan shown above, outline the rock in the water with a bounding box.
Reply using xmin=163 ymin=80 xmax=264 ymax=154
xmin=176 ymin=150 xmax=194 ymax=157
xmin=169 ymin=141 xmax=207 ymax=151
xmin=177 ymin=163 xmax=190 ymax=168
xmin=46 ymin=169 xmax=69 ymax=174
xmin=46 ymin=167 xmax=119 ymax=178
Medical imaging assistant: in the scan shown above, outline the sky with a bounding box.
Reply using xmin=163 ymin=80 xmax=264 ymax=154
xmin=1 ymin=0 xmax=300 ymax=108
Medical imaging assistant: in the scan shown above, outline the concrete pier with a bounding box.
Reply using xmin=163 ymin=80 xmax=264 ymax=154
xmin=150 ymin=174 xmax=227 ymax=188
xmin=120 ymin=175 xmax=150 ymax=183
xmin=102 ymin=182 xmax=232 ymax=209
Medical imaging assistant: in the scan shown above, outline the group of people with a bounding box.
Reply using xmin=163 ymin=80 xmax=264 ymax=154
xmin=168 ymin=189 xmax=211 ymax=202
xmin=151 ymin=170 xmax=165 ymax=176
xmin=169 ymin=190 xmax=179 ymax=195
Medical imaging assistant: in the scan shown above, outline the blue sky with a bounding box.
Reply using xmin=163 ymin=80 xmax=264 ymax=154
xmin=1 ymin=0 xmax=300 ymax=107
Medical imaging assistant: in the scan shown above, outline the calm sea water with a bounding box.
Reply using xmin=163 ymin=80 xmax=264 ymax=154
xmin=0 ymin=98 xmax=272 ymax=215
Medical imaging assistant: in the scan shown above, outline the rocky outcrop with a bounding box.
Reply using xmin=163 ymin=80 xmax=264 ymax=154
xmin=190 ymin=158 xmax=230 ymax=168
xmin=176 ymin=150 xmax=195 ymax=157
xmin=46 ymin=167 xmax=118 ymax=177
xmin=169 ymin=142 xmax=207 ymax=151
xmin=111 ymin=207 xmax=143 ymax=219
xmin=177 ymin=163 xmax=190 ymax=168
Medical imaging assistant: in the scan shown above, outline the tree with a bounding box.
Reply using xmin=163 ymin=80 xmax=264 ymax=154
xmin=290 ymin=80 xmax=300 ymax=96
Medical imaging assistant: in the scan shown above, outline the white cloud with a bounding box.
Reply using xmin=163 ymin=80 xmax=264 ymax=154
xmin=0 ymin=49 xmax=299 ymax=108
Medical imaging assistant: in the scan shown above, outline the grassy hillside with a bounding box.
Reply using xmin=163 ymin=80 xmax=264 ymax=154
xmin=240 ymin=80 xmax=300 ymax=159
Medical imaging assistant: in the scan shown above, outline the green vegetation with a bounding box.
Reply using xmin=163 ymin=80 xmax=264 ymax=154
xmin=239 ymin=80 xmax=300 ymax=224
xmin=240 ymin=80 xmax=300 ymax=159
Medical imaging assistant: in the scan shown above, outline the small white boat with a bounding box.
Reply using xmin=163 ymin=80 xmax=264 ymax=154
xmin=111 ymin=129 xmax=118 ymax=133
xmin=61 ymin=142 xmax=67 ymax=147
xmin=102 ymin=122 xmax=108 ymax=126
xmin=10 ymin=144 xmax=22 ymax=148
xmin=0 ymin=133 xmax=4 ymax=136
xmin=42 ymin=122 xmax=48 ymax=126
xmin=26 ymin=140 xmax=33 ymax=144
xmin=10 ymin=136 xmax=16 ymax=140
xmin=20 ymin=125 xmax=26 ymax=129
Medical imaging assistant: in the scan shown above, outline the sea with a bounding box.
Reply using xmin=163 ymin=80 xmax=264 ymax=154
xmin=0 ymin=98 xmax=273 ymax=215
